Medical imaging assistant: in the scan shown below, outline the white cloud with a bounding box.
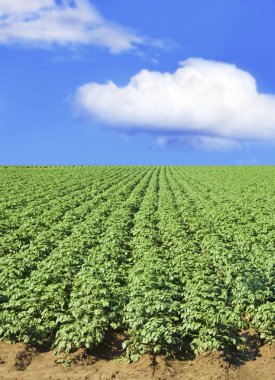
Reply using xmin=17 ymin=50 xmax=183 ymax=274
xmin=0 ymin=0 xmax=53 ymax=14
xmin=155 ymin=136 xmax=241 ymax=151
xmin=0 ymin=0 xmax=150 ymax=53
xmin=75 ymin=58 xmax=275 ymax=148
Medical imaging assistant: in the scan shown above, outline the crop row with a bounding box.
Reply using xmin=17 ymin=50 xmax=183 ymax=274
xmin=0 ymin=166 xmax=274 ymax=360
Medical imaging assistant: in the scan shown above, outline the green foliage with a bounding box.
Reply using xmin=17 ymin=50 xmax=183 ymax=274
xmin=0 ymin=166 xmax=274 ymax=360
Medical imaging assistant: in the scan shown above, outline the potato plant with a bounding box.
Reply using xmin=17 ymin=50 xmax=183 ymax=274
xmin=0 ymin=166 xmax=274 ymax=360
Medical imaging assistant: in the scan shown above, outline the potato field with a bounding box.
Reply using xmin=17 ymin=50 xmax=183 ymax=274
xmin=0 ymin=166 xmax=274 ymax=363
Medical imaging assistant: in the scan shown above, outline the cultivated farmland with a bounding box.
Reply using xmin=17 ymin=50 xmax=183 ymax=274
xmin=0 ymin=166 xmax=274 ymax=379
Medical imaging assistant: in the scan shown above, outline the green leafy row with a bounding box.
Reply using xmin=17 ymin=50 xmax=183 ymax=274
xmin=0 ymin=166 xmax=274 ymax=359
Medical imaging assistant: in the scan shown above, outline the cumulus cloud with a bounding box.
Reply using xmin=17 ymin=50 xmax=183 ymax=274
xmin=0 ymin=0 xmax=155 ymax=53
xmin=75 ymin=58 xmax=275 ymax=149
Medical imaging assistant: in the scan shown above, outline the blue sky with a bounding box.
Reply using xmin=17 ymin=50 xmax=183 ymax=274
xmin=0 ymin=0 xmax=275 ymax=165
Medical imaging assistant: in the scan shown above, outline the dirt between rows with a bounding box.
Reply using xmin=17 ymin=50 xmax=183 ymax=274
xmin=0 ymin=341 xmax=274 ymax=380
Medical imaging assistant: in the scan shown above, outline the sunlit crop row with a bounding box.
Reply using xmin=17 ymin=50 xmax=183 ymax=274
xmin=0 ymin=166 xmax=274 ymax=360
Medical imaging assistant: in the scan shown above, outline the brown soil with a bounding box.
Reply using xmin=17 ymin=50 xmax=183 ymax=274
xmin=0 ymin=341 xmax=274 ymax=380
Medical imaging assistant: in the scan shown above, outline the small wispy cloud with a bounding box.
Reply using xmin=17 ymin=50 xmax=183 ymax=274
xmin=75 ymin=58 xmax=275 ymax=150
xmin=0 ymin=0 xmax=163 ymax=54
xmin=155 ymin=135 xmax=241 ymax=152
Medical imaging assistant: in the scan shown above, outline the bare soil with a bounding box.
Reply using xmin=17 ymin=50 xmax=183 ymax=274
xmin=0 ymin=341 xmax=274 ymax=380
